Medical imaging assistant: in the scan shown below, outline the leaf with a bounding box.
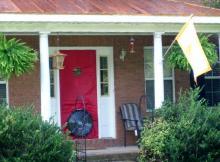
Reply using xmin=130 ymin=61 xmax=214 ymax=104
xmin=167 ymin=34 xmax=218 ymax=71
xmin=0 ymin=34 xmax=38 ymax=79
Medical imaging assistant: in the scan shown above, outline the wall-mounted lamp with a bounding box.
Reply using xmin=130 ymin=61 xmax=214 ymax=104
xmin=119 ymin=37 xmax=135 ymax=61
xmin=120 ymin=49 xmax=127 ymax=61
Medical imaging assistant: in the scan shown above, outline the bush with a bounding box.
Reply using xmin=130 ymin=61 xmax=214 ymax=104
xmin=0 ymin=105 xmax=75 ymax=162
xmin=139 ymin=89 xmax=220 ymax=162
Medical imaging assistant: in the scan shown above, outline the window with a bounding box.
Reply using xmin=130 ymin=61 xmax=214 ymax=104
xmin=144 ymin=47 xmax=174 ymax=110
xmin=205 ymin=48 xmax=220 ymax=106
xmin=100 ymin=56 xmax=109 ymax=96
xmin=50 ymin=70 xmax=55 ymax=97
xmin=49 ymin=58 xmax=55 ymax=97
xmin=0 ymin=78 xmax=7 ymax=104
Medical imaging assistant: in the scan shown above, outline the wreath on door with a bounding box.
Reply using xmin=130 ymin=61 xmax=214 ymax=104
xmin=67 ymin=109 xmax=93 ymax=137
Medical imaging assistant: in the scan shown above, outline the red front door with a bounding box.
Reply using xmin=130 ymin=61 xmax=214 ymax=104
xmin=60 ymin=50 xmax=98 ymax=139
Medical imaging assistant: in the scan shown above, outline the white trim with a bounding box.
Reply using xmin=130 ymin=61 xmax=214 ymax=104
xmin=49 ymin=46 xmax=115 ymax=138
xmin=56 ymin=70 xmax=61 ymax=127
xmin=39 ymin=32 xmax=51 ymax=121
xmin=144 ymin=46 xmax=175 ymax=110
xmin=154 ymin=32 xmax=164 ymax=109
xmin=172 ymin=68 xmax=176 ymax=103
xmin=0 ymin=14 xmax=219 ymax=33
xmin=96 ymin=49 xmax=116 ymax=138
xmin=6 ymin=81 xmax=9 ymax=105
xmin=96 ymin=53 xmax=101 ymax=138
xmin=218 ymin=34 xmax=220 ymax=61
xmin=0 ymin=80 xmax=9 ymax=104
xmin=0 ymin=14 xmax=220 ymax=24
xmin=205 ymin=76 xmax=220 ymax=79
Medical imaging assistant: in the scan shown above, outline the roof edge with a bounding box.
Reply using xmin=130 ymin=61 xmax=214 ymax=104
xmin=0 ymin=14 xmax=220 ymax=24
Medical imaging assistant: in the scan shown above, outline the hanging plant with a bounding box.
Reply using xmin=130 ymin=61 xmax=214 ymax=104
xmin=0 ymin=34 xmax=38 ymax=79
xmin=166 ymin=34 xmax=218 ymax=71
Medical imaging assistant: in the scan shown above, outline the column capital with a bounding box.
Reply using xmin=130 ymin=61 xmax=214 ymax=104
xmin=39 ymin=31 xmax=50 ymax=36
xmin=154 ymin=32 xmax=164 ymax=38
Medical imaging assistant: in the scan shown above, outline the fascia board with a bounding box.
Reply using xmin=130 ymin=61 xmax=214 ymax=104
xmin=0 ymin=14 xmax=219 ymax=24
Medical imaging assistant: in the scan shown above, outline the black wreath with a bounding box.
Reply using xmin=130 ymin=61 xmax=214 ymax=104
xmin=67 ymin=109 xmax=93 ymax=137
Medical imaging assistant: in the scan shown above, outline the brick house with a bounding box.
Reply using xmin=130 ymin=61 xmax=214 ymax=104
xmin=0 ymin=0 xmax=220 ymax=147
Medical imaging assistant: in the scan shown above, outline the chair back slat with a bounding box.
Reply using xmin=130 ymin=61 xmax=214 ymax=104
xmin=120 ymin=103 xmax=142 ymax=130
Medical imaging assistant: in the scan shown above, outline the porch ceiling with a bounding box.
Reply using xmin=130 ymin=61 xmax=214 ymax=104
xmin=0 ymin=0 xmax=220 ymax=34
xmin=0 ymin=15 xmax=220 ymax=34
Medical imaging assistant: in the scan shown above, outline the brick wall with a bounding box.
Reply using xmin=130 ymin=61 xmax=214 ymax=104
xmin=8 ymin=35 xmax=190 ymax=146
xmin=8 ymin=36 xmax=41 ymax=112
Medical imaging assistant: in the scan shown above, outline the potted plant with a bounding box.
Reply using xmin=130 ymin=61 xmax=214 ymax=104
xmin=166 ymin=34 xmax=218 ymax=71
xmin=166 ymin=34 xmax=218 ymax=98
xmin=0 ymin=34 xmax=38 ymax=80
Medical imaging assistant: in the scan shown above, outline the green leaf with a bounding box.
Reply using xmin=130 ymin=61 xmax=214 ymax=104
xmin=166 ymin=34 xmax=218 ymax=71
xmin=0 ymin=34 xmax=38 ymax=79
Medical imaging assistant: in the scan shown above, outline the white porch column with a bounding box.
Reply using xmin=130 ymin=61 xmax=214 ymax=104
xmin=154 ymin=32 xmax=164 ymax=109
xmin=39 ymin=32 xmax=51 ymax=121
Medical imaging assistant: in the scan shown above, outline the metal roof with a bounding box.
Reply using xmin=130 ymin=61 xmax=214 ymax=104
xmin=0 ymin=0 xmax=220 ymax=16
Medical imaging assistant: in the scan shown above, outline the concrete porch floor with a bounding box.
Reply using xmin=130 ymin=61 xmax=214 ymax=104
xmin=79 ymin=146 xmax=139 ymax=162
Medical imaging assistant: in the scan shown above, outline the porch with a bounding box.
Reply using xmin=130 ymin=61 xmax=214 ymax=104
xmin=1 ymin=13 xmax=219 ymax=149
xmin=6 ymin=33 xmax=220 ymax=148
xmin=8 ymin=34 xmax=182 ymax=147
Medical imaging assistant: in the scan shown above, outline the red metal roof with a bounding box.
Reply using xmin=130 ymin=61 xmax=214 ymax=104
xmin=0 ymin=0 xmax=219 ymax=16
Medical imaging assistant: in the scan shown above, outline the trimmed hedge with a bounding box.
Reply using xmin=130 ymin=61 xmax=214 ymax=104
xmin=139 ymin=89 xmax=220 ymax=162
xmin=0 ymin=105 xmax=75 ymax=162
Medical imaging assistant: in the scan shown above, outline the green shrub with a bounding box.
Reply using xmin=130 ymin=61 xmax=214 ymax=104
xmin=139 ymin=89 xmax=220 ymax=162
xmin=0 ymin=105 xmax=75 ymax=162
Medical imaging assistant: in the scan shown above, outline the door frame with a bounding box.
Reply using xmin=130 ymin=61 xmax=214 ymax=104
xmin=49 ymin=47 xmax=115 ymax=138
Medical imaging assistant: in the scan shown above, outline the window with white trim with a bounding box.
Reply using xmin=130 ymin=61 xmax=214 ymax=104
xmin=144 ymin=47 xmax=174 ymax=110
xmin=205 ymin=46 xmax=220 ymax=106
xmin=0 ymin=78 xmax=7 ymax=104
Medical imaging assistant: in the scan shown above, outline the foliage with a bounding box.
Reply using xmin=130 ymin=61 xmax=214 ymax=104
xmin=0 ymin=34 xmax=38 ymax=80
xmin=138 ymin=89 xmax=220 ymax=162
xmin=166 ymin=34 xmax=218 ymax=71
xmin=0 ymin=105 xmax=75 ymax=162
xmin=202 ymin=0 xmax=220 ymax=8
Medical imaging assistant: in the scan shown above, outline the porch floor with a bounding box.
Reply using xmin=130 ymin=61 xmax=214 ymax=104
xmin=81 ymin=146 xmax=139 ymax=162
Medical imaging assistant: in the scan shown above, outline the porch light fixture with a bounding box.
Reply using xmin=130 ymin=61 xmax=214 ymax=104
xmin=119 ymin=37 xmax=135 ymax=61
xmin=129 ymin=37 xmax=135 ymax=54
xmin=120 ymin=48 xmax=127 ymax=62
xmin=50 ymin=51 xmax=66 ymax=69
xmin=50 ymin=33 xmax=66 ymax=69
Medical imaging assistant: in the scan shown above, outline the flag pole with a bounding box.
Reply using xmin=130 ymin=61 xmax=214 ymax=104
xmin=163 ymin=14 xmax=194 ymax=59
xmin=163 ymin=38 xmax=176 ymax=59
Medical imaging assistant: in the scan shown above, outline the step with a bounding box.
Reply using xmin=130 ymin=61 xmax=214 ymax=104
xmin=78 ymin=146 xmax=139 ymax=162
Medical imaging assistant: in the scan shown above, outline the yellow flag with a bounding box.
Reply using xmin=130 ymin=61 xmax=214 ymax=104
xmin=175 ymin=17 xmax=212 ymax=81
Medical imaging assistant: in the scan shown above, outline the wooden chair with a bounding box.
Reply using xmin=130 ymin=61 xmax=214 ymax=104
xmin=120 ymin=103 xmax=143 ymax=147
